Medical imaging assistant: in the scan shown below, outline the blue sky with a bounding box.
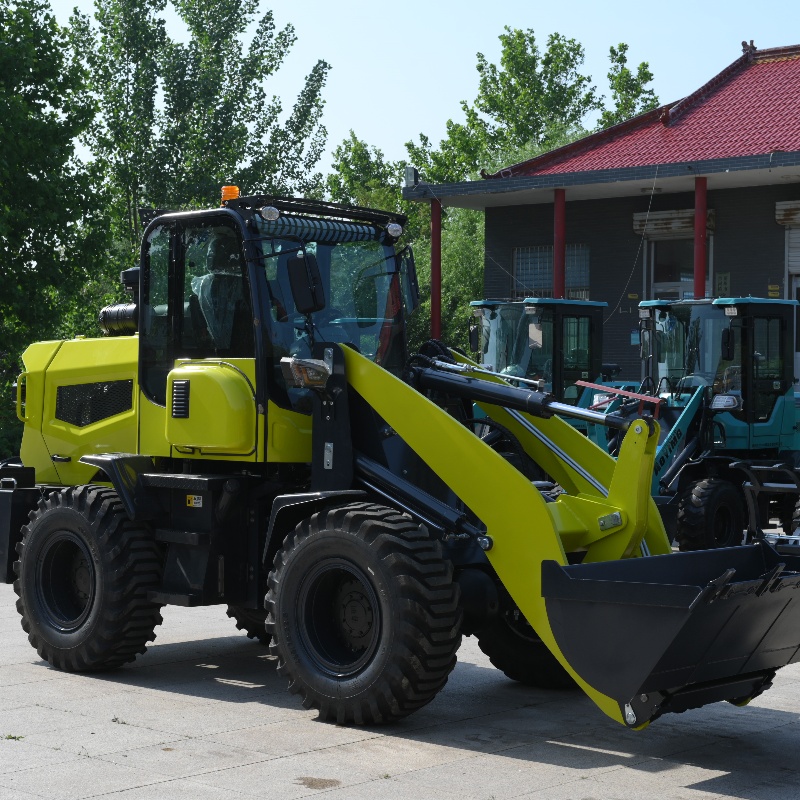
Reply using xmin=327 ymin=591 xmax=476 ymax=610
xmin=50 ymin=0 xmax=800 ymax=171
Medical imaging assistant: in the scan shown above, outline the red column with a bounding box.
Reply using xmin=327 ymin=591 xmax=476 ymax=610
xmin=553 ymin=189 xmax=566 ymax=299
xmin=430 ymin=198 xmax=442 ymax=339
xmin=694 ymin=177 xmax=708 ymax=299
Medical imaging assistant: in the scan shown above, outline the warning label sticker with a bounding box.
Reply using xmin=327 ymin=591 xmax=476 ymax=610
xmin=186 ymin=495 xmax=203 ymax=508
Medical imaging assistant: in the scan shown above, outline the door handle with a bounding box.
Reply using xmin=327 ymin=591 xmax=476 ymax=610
xmin=51 ymin=455 xmax=72 ymax=463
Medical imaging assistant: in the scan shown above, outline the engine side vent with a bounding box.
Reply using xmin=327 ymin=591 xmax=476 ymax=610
xmin=55 ymin=380 xmax=134 ymax=428
xmin=172 ymin=380 xmax=190 ymax=418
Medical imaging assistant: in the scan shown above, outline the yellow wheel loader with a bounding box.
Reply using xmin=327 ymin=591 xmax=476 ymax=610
xmin=3 ymin=191 xmax=800 ymax=729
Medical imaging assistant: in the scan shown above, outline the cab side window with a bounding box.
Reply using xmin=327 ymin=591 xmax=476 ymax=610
xmin=140 ymin=220 xmax=254 ymax=407
xmin=751 ymin=317 xmax=783 ymax=421
xmin=182 ymin=224 xmax=254 ymax=358
xmin=140 ymin=225 xmax=172 ymax=405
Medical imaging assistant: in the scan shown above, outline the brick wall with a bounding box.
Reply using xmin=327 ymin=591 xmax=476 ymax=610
xmin=483 ymin=183 xmax=800 ymax=379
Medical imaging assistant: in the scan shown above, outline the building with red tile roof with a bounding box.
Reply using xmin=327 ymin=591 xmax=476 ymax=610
xmin=404 ymin=42 xmax=800 ymax=377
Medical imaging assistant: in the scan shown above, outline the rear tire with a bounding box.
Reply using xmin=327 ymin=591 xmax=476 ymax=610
xmin=265 ymin=502 xmax=462 ymax=724
xmin=676 ymin=478 xmax=744 ymax=551
xmin=476 ymin=610 xmax=577 ymax=690
xmin=13 ymin=486 xmax=163 ymax=671
xmin=226 ymin=605 xmax=270 ymax=645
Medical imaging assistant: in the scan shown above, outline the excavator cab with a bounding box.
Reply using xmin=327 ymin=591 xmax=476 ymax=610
xmin=469 ymin=298 xmax=606 ymax=404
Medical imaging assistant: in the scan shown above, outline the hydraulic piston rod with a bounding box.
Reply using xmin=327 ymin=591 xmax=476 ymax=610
xmin=409 ymin=363 xmax=633 ymax=432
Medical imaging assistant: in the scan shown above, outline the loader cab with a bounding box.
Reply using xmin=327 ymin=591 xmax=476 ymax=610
xmin=638 ymin=297 xmax=798 ymax=451
xmin=470 ymin=298 xmax=606 ymax=404
xmin=137 ymin=197 xmax=418 ymax=460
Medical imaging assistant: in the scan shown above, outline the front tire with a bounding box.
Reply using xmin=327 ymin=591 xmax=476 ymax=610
xmin=476 ymin=610 xmax=576 ymax=690
xmin=13 ymin=486 xmax=163 ymax=671
xmin=265 ymin=502 xmax=462 ymax=724
xmin=676 ymin=478 xmax=744 ymax=551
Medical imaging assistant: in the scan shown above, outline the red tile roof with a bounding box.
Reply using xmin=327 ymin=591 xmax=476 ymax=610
xmin=485 ymin=44 xmax=800 ymax=179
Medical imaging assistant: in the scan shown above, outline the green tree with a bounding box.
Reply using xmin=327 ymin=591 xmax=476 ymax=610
xmin=155 ymin=0 xmax=330 ymax=207
xmin=407 ymin=28 xmax=600 ymax=183
xmin=407 ymin=28 xmax=658 ymax=184
xmin=0 ymin=0 xmax=101 ymax=458
xmin=598 ymin=43 xmax=659 ymax=129
xmin=80 ymin=0 xmax=330 ymax=269
xmin=75 ymin=0 xmax=165 ymax=251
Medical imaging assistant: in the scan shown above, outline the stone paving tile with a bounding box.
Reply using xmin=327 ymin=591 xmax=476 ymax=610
xmin=3 ymin=584 xmax=800 ymax=800
xmin=516 ymin=773 xmax=727 ymax=800
xmin=0 ymin=662 xmax=68 ymax=688
xmin=1 ymin=677 xmax=142 ymax=716
xmin=23 ymin=718 xmax=183 ymax=758
xmin=538 ymin=720 xmax=725 ymax=763
xmin=399 ymin=718 xmax=549 ymax=754
xmin=96 ymin=737 xmax=271 ymax=779
xmin=322 ymin=775 xmax=464 ymax=800
xmin=188 ymin=752 xmax=377 ymax=799
xmin=205 ymin=718 xmax=383 ymax=758
xmin=0 ymin=738 xmax=77 ymax=775
xmin=0 ymin=705 xmax=83 ymax=736
xmin=90 ymin=777 xmax=250 ymax=799
xmin=295 ymin=735 xmax=476 ymax=779
xmin=588 ymin=757 xmax=789 ymax=800
xmin=390 ymin=751 xmax=594 ymax=800
xmin=0 ymin=755 xmax=169 ymax=800
xmin=0 ymin=788 xmax=44 ymax=800
xmin=57 ymin=691 xmax=298 ymax=738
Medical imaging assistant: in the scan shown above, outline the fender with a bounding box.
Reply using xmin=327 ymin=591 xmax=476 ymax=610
xmin=79 ymin=453 xmax=158 ymax=520
xmin=263 ymin=490 xmax=367 ymax=569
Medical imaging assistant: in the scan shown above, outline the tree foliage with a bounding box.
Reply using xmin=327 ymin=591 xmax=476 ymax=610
xmin=80 ymin=0 xmax=330 ymax=259
xmin=75 ymin=0 xmax=165 ymax=250
xmin=598 ymin=43 xmax=659 ymax=129
xmin=0 ymin=0 xmax=103 ymax=457
xmin=155 ymin=0 xmax=329 ymax=207
xmin=407 ymin=28 xmax=658 ymax=184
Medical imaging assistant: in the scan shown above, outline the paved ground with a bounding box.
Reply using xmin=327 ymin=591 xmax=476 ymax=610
xmin=2 ymin=582 xmax=800 ymax=800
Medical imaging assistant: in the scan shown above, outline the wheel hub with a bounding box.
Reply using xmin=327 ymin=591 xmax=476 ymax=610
xmin=298 ymin=559 xmax=381 ymax=677
xmin=338 ymin=581 xmax=374 ymax=645
xmin=37 ymin=531 xmax=96 ymax=632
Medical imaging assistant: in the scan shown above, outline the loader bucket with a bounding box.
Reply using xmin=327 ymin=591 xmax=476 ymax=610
xmin=542 ymin=542 xmax=800 ymax=727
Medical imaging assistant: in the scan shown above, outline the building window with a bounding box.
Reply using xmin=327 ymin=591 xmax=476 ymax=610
xmin=649 ymin=238 xmax=710 ymax=300
xmin=512 ymin=245 xmax=590 ymax=299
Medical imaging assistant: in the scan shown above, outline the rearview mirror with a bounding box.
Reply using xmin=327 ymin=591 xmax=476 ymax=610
xmin=469 ymin=324 xmax=479 ymax=353
xmin=287 ymin=252 xmax=325 ymax=315
xmin=528 ymin=322 xmax=543 ymax=349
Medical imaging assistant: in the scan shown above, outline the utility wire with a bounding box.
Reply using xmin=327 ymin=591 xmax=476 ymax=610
xmin=604 ymin=166 xmax=659 ymax=323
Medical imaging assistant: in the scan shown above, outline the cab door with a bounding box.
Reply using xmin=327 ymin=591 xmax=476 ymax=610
xmin=138 ymin=214 xmax=259 ymax=461
xmin=747 ymin=315 xmax=790 ymax=450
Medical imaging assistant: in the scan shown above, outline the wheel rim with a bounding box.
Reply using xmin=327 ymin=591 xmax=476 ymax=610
xmin=36 ymin=531 xmax=96 ymax=631
xmin=297 ymin=559 xmax=381 ymax=678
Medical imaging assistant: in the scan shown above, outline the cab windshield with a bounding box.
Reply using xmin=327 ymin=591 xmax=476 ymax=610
xmin=647 ymin=304 xmax=735 ymax=395
xmin=477 ymin=304 xmax=555 ymax=390
xmin=256 ymin=220 xmax=417 ymax=411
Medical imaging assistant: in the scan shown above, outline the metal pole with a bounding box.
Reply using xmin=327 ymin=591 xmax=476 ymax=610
xmin=553 ymin=188 xmax=566 ymax=299
xmin=694 ymin=177 xmax=708 ymax=298
xmin=431 ymin=198 xmax=442 ymax=339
